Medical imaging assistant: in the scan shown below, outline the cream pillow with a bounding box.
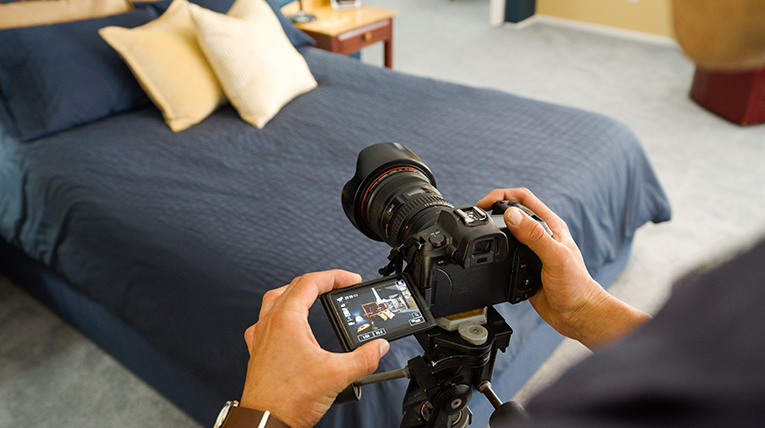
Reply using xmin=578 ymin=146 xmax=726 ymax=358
xmin=0 ymin=0 xmax=132 ymax=29
xmin=189 ymin=0 xmax=318 ymax=129
xmin=99 ymin=0 xmax=226 ymax=132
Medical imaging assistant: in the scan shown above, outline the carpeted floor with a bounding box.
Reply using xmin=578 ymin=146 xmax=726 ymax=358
xmin=2 ymin=1 xmax=764 ymax=426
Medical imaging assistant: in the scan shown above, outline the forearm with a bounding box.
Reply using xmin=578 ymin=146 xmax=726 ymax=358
xmin=673 ymin=0 xmax=765 ymax=70
xmin=563 ymin=289 xmax=652 ymax=351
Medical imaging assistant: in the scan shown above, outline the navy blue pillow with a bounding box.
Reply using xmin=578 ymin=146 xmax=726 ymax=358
xmin=133 ymin=0 xmax=231 ymax=14
xmin=262 ymin=0 xmax=316 ymax=48
xmin=0 ymin=9 xmax=158 ymax=141
xmin=135 ymin=0 xmax=315 ymax=48
xmin=0 ymin=98 xmax=18 ymax=140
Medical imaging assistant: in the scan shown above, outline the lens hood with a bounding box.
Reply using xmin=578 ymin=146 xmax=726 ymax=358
xmin=342 ymin=143 xmax=437 ymax=241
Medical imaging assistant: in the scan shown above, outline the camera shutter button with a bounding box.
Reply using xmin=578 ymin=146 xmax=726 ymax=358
xmin=429 ymin=234 xmax=446 ymax=248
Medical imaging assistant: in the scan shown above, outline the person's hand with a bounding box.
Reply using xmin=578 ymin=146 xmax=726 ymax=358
xmin=477 ymin=188 xmax=650 ymax=350
xmin=240 ymin=270 xmax=390 ymax=428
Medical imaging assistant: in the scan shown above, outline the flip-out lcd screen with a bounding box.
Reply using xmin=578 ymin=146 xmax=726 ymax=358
xmin=321 ymin=274 xmax=435 ymax=351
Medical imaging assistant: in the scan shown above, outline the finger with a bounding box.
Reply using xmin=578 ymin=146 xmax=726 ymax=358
xmin=504 ymin=207 xmax=569 ymax=266
xmin=479 ymin=188 xmax=569 ymax=233
xmin=259 ymin=284 xmax=290 ymax=317
xmin=504 ymin=189 xmax=568 ymax=233
xmin=337 ymin=339 xmax=390 ymax=385
xmin=281 ymin=270 xmax=363 ymax=311
xmin=476 ymin=188 xmax=509 ymax=210
xmin=243 ymin=323 xmax=256 ymax=350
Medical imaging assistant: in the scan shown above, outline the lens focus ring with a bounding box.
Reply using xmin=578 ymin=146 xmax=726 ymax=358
xmin=364 ymin=169 xmax=423 ymax=224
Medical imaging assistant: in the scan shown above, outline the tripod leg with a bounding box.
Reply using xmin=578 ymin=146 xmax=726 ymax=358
xmin=401 ymin=377 xmax=429 ymax=428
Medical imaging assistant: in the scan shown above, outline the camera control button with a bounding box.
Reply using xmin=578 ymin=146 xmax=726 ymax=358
xmin=429 ymin=234 xmax=446 ymax=248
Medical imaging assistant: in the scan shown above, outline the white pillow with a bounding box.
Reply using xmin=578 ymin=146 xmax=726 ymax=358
xmin=189 ymin=0 xmax=317 ymax=129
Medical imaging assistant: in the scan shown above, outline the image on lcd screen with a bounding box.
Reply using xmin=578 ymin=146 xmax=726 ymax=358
xmin=333 ymin=278 xmax=427 ymax=346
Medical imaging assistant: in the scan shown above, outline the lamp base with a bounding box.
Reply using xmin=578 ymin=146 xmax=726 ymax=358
xmin=290 ymin=11 xmax=317 ymax=23
xmin=690 ymin=66 xmax=765 ymax=126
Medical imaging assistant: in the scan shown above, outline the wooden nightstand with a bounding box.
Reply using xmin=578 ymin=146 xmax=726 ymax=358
xmin=281 ymin=0 xmax=398 ymax=69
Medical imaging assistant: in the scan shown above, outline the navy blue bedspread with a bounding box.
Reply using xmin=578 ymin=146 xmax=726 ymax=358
xmin=0 ymin=48 xmax=670 ymax=427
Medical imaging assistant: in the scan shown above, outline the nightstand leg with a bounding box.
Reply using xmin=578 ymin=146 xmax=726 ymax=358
xmin=384 ymin=38 xmax=393 ymax=69
xmin=382 ymin=20 xmax=393 ymax=69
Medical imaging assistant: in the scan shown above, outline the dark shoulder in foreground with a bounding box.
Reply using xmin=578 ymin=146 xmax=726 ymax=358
xmin=522 ymin=238 xmax=765 ymax=428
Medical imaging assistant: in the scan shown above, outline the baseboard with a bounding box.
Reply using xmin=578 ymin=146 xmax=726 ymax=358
xmin=500 ymin=14 xmax=680 ymax=48
xmin=502 ymin=14 xmax=539 ymax=30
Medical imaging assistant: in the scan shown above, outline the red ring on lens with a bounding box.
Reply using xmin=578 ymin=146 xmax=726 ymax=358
xmin=359 ymin=166 xmax=422 ymax=220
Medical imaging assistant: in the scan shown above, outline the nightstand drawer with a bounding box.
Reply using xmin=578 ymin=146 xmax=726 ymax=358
xmin=283 ymin=3 xmax=397 ymax=68
xmin=335 ymin=19 xmax=392 ymax=55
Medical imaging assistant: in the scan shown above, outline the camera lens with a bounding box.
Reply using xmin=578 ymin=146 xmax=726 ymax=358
xmin=365 ymin=167 xmax=451 ymax=247
xmin=343 ymin=143 xmax=453 ymax=247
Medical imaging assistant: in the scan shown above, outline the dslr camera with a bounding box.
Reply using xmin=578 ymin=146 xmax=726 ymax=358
xmin=322 ymin=143 xmax=550 ymax=351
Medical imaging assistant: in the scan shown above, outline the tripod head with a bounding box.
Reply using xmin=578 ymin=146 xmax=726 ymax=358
xmin=333 ymin=306 xmax=529 ymax=428
xmin=401 ymin=306 xmax=513 ymax=428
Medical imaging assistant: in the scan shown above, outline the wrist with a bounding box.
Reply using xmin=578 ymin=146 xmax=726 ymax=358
xmin=214 ymin=401 xmax=291 ymax=428
xmin=240 ymin=394 xmax=310 ymax=428
xmin=569 ymin=289 xmax=651 ymax=350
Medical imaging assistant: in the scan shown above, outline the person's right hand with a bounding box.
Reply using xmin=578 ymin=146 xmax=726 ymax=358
xmin=478 ymin=188 xmax=650 ymax=350
xmin=239 ymin=270 xmax=389 ymax=428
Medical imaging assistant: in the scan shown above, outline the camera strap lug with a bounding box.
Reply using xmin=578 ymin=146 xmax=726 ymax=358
xmin=379 ymin=244 xmax=406 ymax=276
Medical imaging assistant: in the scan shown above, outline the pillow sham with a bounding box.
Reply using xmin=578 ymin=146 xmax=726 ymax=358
xmin=100 ymin=0 xmax=227 ymax=132
xmin=189 ymin=0 xmax=318 ymax=128
xmin=136 ymin=0 xmax=315 ymax=48
xmin=0 ymin=0 xmax=133 ymax=30
xmin=0 ymin=9 xmax=158 ymax=141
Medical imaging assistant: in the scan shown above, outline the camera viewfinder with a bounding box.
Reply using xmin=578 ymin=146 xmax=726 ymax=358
xmin=472 ymin=238 xmax=493 ymax=256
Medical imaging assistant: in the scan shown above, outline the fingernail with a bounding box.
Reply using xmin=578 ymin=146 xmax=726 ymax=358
xmin=505 ymin=207 xmax=523 ymax=226
xmin=379 ymin=339 xmax=390 ymax=357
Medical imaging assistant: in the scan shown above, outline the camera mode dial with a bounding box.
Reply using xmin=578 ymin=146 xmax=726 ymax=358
xmin=428 ymin=233 xmax=447 ymax=249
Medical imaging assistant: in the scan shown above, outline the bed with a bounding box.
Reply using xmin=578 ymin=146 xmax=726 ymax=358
xmin=0 ymin=1 xmax=671 ymax=427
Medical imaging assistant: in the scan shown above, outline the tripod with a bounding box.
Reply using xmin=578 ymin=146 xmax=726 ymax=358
xmin=335 ymin=306 xmax=529 ymax=428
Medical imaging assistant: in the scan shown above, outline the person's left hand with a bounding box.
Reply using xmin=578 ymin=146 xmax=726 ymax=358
xmin=240 ymin=270 xmax=390 ymax=428
xmin=477 ymin=188 xmax=650 ymax=350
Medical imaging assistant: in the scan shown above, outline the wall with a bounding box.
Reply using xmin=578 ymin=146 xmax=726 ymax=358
xmin=536 ymin=0 xmax=674 ymax=38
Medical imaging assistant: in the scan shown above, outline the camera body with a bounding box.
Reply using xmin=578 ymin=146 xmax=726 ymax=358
xmin=394 ymin=203 xmax=542 ymax=318
xmin=323 ymin=143 xmax=548 ymax=351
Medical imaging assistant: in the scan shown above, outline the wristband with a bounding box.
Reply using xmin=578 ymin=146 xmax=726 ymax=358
xmin=213 ymin=401 xmax=290 ymax=428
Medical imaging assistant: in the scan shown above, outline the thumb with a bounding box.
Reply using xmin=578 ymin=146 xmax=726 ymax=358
xmin=504 ymin=207 xmax=559 ymax=262
xmin=340 ymin=339 xmax=390 ymax=384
